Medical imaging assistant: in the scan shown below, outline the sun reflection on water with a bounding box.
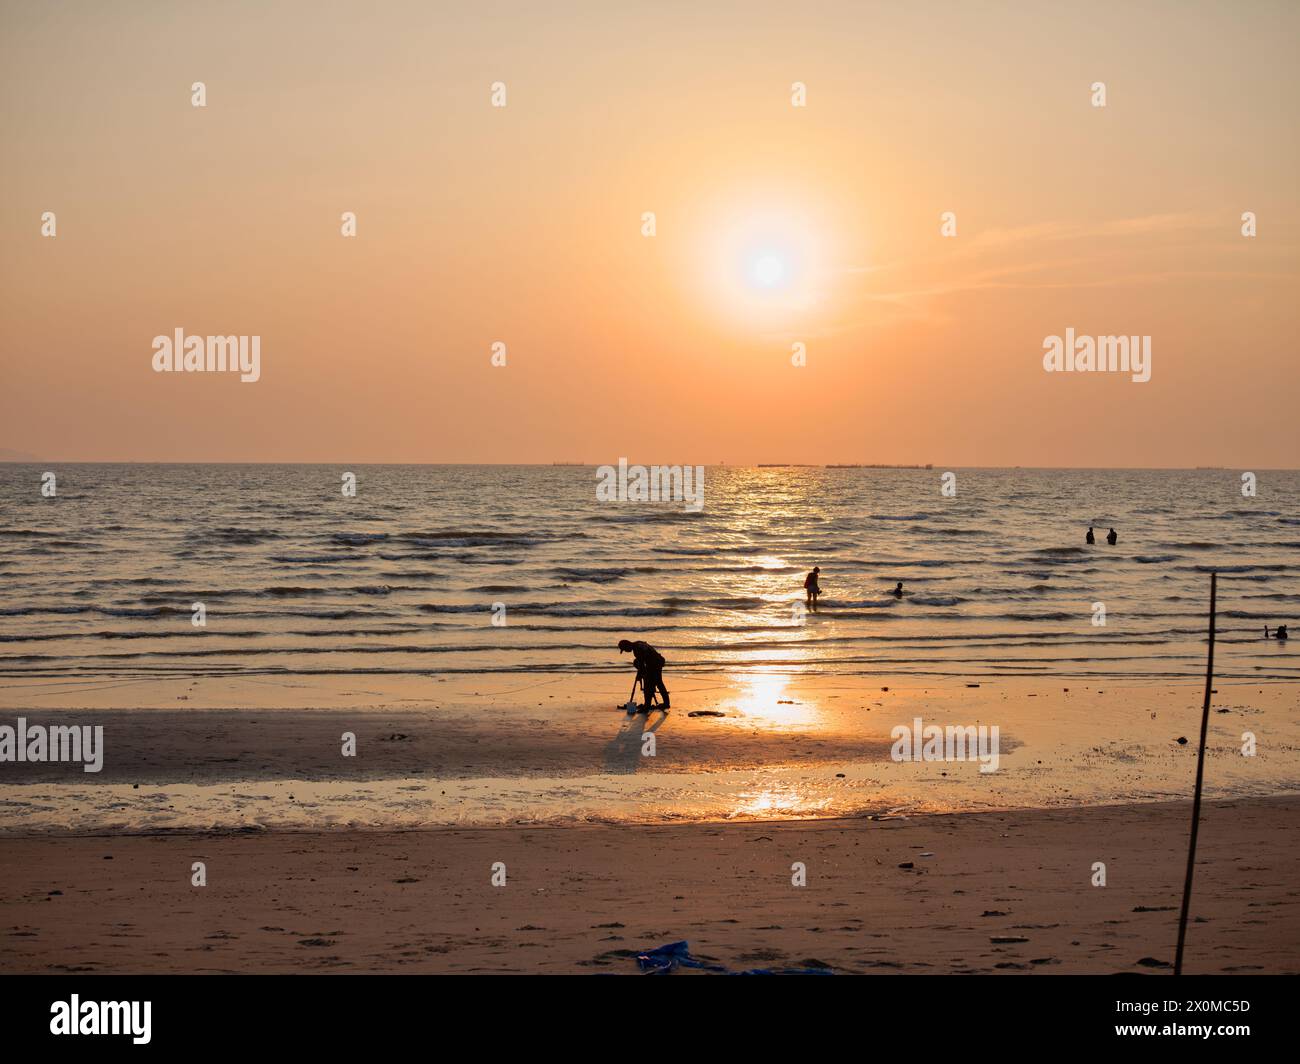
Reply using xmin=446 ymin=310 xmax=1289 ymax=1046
xmin=728 ymin=783 xmax=833 ymax=820
xmin=717 ymin=669 xmax=823 ymax=730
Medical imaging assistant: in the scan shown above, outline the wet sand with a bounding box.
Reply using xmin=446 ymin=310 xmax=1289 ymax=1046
xmin=2 ymin=796 xmax=1296 ymax=974
xmin=1 ymin=677 xmax=1296 ymax=832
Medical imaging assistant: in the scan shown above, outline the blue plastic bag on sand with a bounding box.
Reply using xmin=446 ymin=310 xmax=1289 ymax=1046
xmin=635 ymin=940 xmax=832 ymax=976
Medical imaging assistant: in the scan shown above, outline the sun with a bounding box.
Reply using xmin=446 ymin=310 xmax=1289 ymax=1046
xmin=751 ymin=253 xmax=787 ymax=288
xmin=684 ymin=190 xmax=834 ymax=327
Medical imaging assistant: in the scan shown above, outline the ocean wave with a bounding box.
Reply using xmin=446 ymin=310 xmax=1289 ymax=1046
xmin=267 ymin=553 xmax=365 ymax=563
xmin=552 ymin=566 xmax=646 ymax=583
xmin=1186 ymin=563 xmax=1293 ymax=573
xmin=418 ymin=602 xmax=679 ymax=617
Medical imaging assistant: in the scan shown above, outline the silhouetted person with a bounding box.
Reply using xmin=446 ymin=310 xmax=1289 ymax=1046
xmin=1106 ymin=528 xmax=1118 ymax=545
xmin=618 ymin=639 xmax=669 ymax=711
xmin=804 ymin=567 xmax=821 ymax=612
xmin=1086 ymin=526 xmax=1095 ymax=545
xmin=1265 ymin=625 xmax=1289 ymax=640
xmin=892 ymin=581 xmax=904 ymax=598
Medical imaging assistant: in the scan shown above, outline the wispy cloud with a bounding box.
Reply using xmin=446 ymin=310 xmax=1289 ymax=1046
xmin=835 ymin=211 xmax=1294 ymax=329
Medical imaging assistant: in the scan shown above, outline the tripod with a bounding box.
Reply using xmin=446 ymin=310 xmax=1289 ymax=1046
xmin=625 ymin=671 xmax=664 ymax=713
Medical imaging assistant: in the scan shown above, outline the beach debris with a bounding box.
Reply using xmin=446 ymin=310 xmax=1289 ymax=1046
xmin=966 ymin=683 xmax=980 ymax=688
xmin=635 ymin=940 xmax=832 ymax=976
xmin=981 ymin=911 xmax=1008 ymax=917
xmin=1132 ymin=905 xmax=1175 ymax=912
xmin=1136 ymin=956 xmax=1172 ymax=968
xmin=687 ymin=710 xmax=725 ymax=717
xmin=835 ymin=773 xmax=846 ymax=778
xmin=897 ymin=862 xmax=914 ymax=869
xmin=990 ymin=936 xmax=1029 ymax=944
xmin=1175 ymin=736 xmax=1189 ymax=745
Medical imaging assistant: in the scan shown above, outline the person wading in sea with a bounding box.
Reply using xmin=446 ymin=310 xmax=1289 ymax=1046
xmin=804 ymin=566 xmax=822 ymax=612
xmin=618 ymin=639 xmax=669 ymax=711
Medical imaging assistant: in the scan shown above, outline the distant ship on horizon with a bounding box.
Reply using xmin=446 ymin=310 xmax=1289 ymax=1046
xmin=825 ymin=463 xmax=933 ymax=470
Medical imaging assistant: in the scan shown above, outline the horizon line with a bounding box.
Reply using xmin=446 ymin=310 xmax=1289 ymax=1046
xmin=0 ymin=461 xmax=1290 ymax=472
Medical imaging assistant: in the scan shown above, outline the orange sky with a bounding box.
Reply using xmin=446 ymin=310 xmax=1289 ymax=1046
xmin=2 ymin=0 xmax=1297 ymax=466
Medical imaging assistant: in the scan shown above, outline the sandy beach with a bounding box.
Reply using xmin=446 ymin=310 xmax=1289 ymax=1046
xmin=3 ymin=672 xmax=1297 ymax=973
xmin=2 ymin=796 xmax=1296 ymax=974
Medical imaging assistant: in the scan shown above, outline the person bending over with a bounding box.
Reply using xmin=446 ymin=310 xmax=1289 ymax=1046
xmin=618 ymin=638 xmax=670 ymax=711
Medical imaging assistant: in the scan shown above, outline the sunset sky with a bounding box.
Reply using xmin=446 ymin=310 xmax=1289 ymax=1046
xmin=2 ymin=0 xmax=1297 ymax=467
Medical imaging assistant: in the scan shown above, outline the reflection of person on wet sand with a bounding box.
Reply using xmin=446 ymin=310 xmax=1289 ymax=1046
xmin=804 ymin=567 xmax=821 ymax=612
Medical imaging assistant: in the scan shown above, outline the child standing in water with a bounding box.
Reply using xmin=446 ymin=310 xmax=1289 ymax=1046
xmin=804 ymin=567 xmax=821 ymax=612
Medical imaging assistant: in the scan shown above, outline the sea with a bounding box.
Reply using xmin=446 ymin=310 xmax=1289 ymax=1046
xmin=2 ymin=464 xmax=1297 ymax=685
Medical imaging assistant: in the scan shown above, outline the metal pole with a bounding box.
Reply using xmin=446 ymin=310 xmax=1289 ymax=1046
xmin=1174 ymin=571 xmax=1216 ymax=976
